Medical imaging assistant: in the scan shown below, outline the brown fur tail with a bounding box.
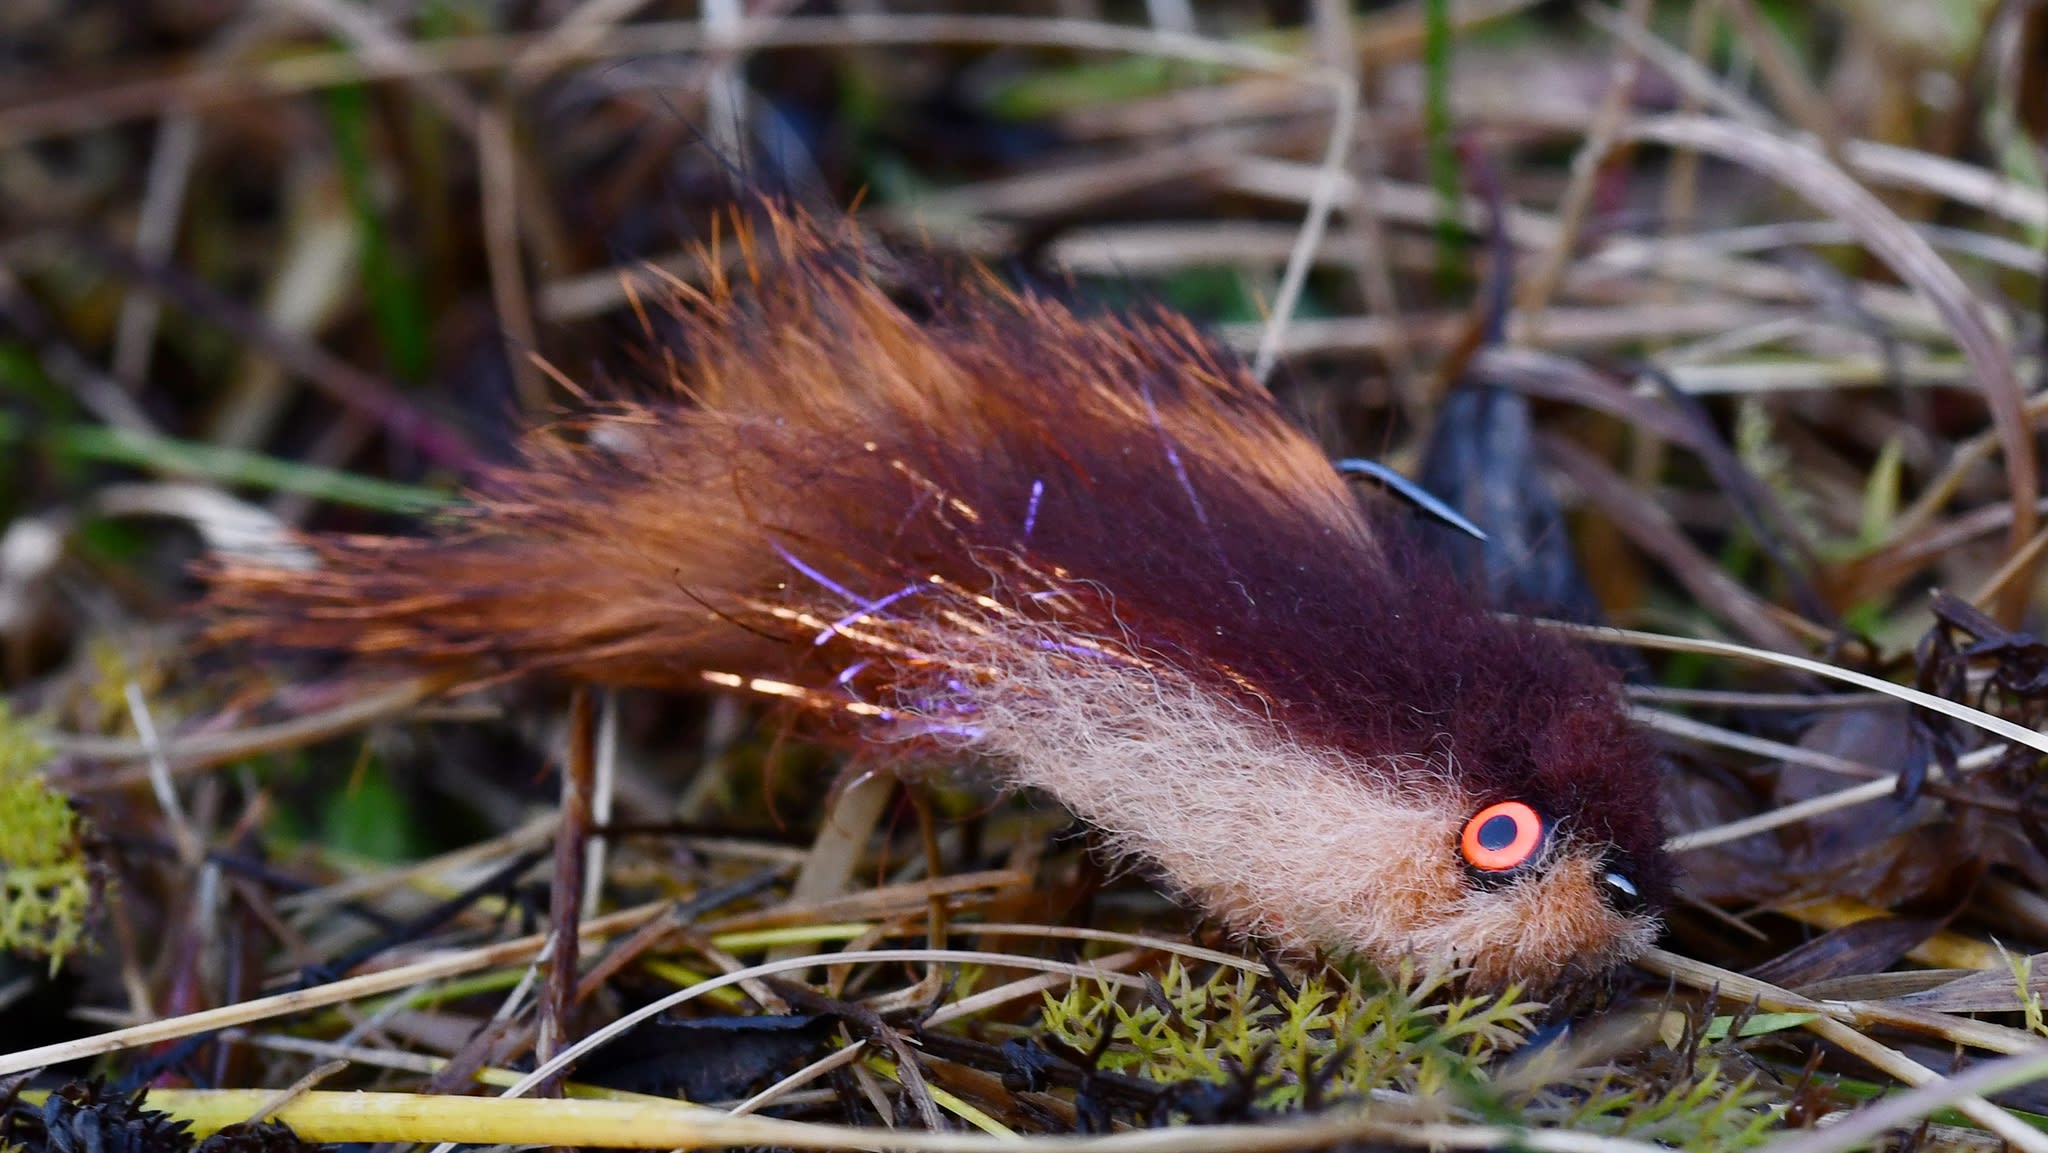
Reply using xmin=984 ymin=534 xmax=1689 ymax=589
xmin=200 ymin=208 xmax=1366 ymax=705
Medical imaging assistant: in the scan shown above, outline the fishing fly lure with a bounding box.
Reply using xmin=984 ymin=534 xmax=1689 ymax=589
xmin=205 ymin=209 xmax=1671 ymax=990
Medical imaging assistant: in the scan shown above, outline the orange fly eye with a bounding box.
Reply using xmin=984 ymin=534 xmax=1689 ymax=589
xmin=1460 ymin=801 xmax=1545 ymax=872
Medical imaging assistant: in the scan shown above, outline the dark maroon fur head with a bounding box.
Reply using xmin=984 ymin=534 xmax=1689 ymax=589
xmin=827 ymin=294 xmax=1675 ymax=915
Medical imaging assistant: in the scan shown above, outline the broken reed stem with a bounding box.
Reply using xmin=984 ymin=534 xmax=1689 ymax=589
xmin=537 ymin=687 xmax=595 ymax=1089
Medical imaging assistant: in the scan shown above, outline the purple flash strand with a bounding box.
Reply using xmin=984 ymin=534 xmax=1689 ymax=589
xmin=1037 ymin=638 xmax=1116 ymax=662
xmin=835 ymin=659 xmax=874 ymax=685
xmin=905 ymin=690 xmax=976 ymax=715
xmin=1138 ymin=381 xmax=1213 ymax=535
xmin=770 ymin=540 xmax=861 ymax=602
xmin=1022 ymin=479 xmax=1045 ymax=539
xmin=815 ymin=582 xmax=924 ymax=645
xmin=941 ymin=679 xmax=983 ymax=713
xmin=913 ymin=721 xmax=985 ymax=741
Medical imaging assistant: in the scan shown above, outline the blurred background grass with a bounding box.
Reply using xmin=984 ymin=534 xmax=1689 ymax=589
xmin=1 ymin=1 xmax=2047 ymax=1143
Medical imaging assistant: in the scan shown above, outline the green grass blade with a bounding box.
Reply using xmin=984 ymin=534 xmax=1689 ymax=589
xmin=0 ymin=412 xmax=454 ymax=514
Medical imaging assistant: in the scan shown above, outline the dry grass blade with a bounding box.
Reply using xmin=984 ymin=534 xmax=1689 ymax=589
xmin=1638 ymin=950 xmax=2048 ymax=1152
xmin=922 ymin=946 xmax=1152 ymax=1027
xmin=1844 ymin=138 xmax=2048 ymax=231
xmin=1516 ymin=0 xmax=1651 ymax=322
xmin=0 ymin=15 xmax=1352 ymax=146
xmin=1614 ymin=114 xmax=2037 ymax=622
xmin=1539 ymin=435 xmax=1812 ymax=651
xmin=477 ymin=104 xmax=546 ymax=413
xmin=1249 ymin=54 xmax=1353 ymax=383
xmin=274 ymin=0 xmax=481 ymax=134
xmin=1641 ymin=711 xmax=2018 ymax=851
xmin=1626 ymin=708 xmax=1889 ymax=779
xmin=47 ymin=677 xmax=445 ymax=782
xmin=0 ymin=902 xmax=660 ymax=1076
xmin=1761 ymin=1046 xmax=2048 ymax=1153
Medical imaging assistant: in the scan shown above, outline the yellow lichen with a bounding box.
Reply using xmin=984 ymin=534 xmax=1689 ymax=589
xmin=0 ymin=705 xmax=97 ymax=972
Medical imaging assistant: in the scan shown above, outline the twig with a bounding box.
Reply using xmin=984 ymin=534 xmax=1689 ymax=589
xmin=538 ymin=689 xmax=595 ymax=1086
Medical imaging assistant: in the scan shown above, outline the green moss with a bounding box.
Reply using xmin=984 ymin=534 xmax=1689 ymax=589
xmin=1040 ymin=959 xmax=1779 ymax=1148
xmin=1554 ymin=1052 xmax=1780 ymax=1149
xmin=0 ymin=706 xmax=97 ymax=972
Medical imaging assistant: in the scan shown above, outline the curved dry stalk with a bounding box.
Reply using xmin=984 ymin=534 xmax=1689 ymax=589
xmin=1544 ymin=621 xmax=2048 ymax=757
xmin=1845 ymin=138 xmax=2048 ymax=232
xmin=1625 ymin=686 xmax=1880 ymax=710
xmin=0 ymin=868 xmax=1030 ymax=1076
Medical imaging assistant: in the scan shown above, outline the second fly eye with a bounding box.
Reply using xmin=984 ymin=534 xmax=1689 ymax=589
xmin=1602 ymin=869 xmax=1645 ymax=915
xmin=1460 ymin=801 xmax=1546 ymax=873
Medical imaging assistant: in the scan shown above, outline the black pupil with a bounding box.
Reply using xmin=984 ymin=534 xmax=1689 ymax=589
xmin=1476 ymin=813 xmax=1520 ymax=852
